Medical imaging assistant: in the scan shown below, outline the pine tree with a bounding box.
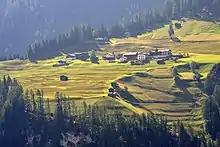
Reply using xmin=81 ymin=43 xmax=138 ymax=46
xmin=83 ymin=101 xmax=88 ymax=116
xmin=173 ymin=0 xmax=181 ymax=19
xmin=66 ymin=97 xmax=72 ymax=117
xmin=55 ymin=92 xmax=65 ymax=130
xmin=46 ymin=98 xmax=51 ymax=115
xmin=1 ymin=82 xmax=29 ymax=147
xmin=85 ymin=24 xmax=94 ymax=41
xmin=190 ymin=61 xmax=199 ymax=73
xmin=213 ymin=85 xmax=220 ymax=106
xmin=62 ymin=96 xmax=69 ymax=117
xmin=172 ymin=67 xmax=179 ymax=77
xmin=178 ymin=122 xmax=191 ymax=147
xmin=216 ymin=133 xmax=220 ymax=147
xmin=90 ymin=50 xmax=99 ymax=63
xmin=203 ymin=98 xmax=213 ymax=136
xmin=72 ymin=26 xmax=81 ymax=44
xmin=50 ymin=92 xmax=64 ymax=147
xmin=204 ymin=73 xmax=215 ymax=95
xmin=6 ymin=76 xmax=12 ymax=86
xmin=164 ymin=0 xmax=173 ymax=20
xmin=36 ymin=89 xmax=44 ymax=115
xmin=80 ymin=24 xmax=87 ymax=42
xmin=168 ymin=23 xmax=174 ymax=36
xmin=94 ymin=24 xmax=109 ymax=38
xmin=30 ymin=89 xmax=37 ymax=112
xmin=109 ymin=24 xmax=125 ymax=38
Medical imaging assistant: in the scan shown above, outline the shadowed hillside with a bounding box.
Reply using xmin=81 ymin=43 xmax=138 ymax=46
xmin=0 ymin=0 xmax=163 ymax=55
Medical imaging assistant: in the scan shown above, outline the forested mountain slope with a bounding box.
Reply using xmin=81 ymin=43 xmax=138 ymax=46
xmin=0 ymin=0 xmax=163 ymax=55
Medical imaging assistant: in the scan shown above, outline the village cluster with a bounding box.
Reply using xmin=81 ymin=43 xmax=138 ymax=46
xmin=56 ymin=48 xmax=189 ymax=82
xmin=54 ymin=48 xmax=186 ymax=68
xmin=103 ymin=49 xmax=173 ymax=65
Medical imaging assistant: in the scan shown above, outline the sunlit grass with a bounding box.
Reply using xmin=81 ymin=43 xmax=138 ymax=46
xmin=0 ymin=57 xmax=150 ymax=98
xmin=1 ymin=19 xmax=220 ymax=129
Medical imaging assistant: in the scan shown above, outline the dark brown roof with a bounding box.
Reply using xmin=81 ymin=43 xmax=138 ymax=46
xmin=123 ymin=52 xmax=138 ymax=56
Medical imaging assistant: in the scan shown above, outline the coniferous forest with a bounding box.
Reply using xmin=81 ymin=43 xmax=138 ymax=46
xmin=1 ymin=0 xmax=220 ymax=147
xmin=26 ymin=0 xmax=220 ymax=61
xmin=0 ymin=75 xmax=220 ymax=147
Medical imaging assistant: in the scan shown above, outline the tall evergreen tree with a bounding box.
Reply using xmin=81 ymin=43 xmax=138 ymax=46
xmin=1 ymin=80 xmax=29 ymax=147
xmin=213 ymin=85 xmax=220 ymax=106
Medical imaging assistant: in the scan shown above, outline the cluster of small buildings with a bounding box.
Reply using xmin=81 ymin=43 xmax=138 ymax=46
xmin=102 ymin=49 xmax=173 ymax=64
xmin=54 ymin=49 xmax=173 ymax=67
xmin=66 ymin=52 xmax=89 ymax=60
xmin=52 ymin=52 xmax=90 ymax=68
xmin=55 ymin=49 xmax=174 ymax=82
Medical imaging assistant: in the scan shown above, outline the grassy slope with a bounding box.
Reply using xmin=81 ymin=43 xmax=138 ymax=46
xmin=109 ymin=19 xmax=220 ymax=129
xmin=110 ymin=20 xmax=220 ymax=55
xmin=140 ymin=19 xmax=220 ymax=40
xmin=116 ymin=63 xmax=206 ymax=129
xmin=1 ymin=19 xmax=220 ymax=130
xmin=0 ymin=58 xmax=150 ymax=98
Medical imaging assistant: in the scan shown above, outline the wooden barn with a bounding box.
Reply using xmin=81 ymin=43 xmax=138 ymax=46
xmin=122 ymin=52 xmax=138 ymax=61
xmin=103 ymin=53 xmax=115 ymax=60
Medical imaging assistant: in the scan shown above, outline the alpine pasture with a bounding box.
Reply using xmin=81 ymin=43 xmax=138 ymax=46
xmin=1 ymin=19 xmax=220 ymax=130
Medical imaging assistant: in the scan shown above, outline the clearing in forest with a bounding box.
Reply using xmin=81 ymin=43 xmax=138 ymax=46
xmin=1 ymin=19 xmax=220 ymax=130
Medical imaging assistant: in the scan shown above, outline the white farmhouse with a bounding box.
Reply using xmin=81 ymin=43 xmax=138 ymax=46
xmin=149 ymin=49 xmax=172 ymax=59
xmin=137 ymin=53 xmax=147 ymax=61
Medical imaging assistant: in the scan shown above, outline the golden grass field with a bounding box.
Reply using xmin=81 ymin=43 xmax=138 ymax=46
xmin=117 ymin=65 xmax=207 ymax=129
xmin=0 ymin=58 xmax=151 ymax=98
xmin=1 ymin=19 xmax=220 ymax=130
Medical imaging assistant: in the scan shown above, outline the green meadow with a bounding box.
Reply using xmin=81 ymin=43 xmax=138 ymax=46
xmin=1 ymin=19 xmax=220 ymax=130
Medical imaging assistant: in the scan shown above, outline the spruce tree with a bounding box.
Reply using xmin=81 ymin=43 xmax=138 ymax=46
xmin=213 ymin=85 xmax=220 ymax=106
xmin=30 ymin=89 xmax=37 ymax=112
xmin=46 ymin=98 xmax=51 ymax=115
xmin=178 ymin=122 xmax=191 ymax=147
xmin=1 ymin=82 xmax=29 ymax=147
xmin=90 ymin=50 xmax=99 ymax=63
xmin=94 ymin=24 xmax=109 ymax=38
xmin=36 ymin=89 xmax=44 ymax=115
xmin=204 ymin=73 xmax=215 ymax=95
